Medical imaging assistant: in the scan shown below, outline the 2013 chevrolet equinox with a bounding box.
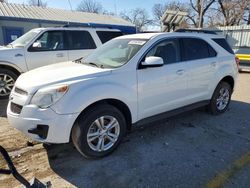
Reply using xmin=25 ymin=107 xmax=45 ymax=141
xmin=7 ymin=32 xmax=238 ymax=158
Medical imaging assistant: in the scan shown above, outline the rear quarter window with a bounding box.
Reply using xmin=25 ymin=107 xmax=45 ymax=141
xmin=212 ymin=38 xmax=234 ymax=54
xmin=96 ymin=31 xmax=123 ymax=44
xmin=182 ymin=38 xmax=216 ymax=61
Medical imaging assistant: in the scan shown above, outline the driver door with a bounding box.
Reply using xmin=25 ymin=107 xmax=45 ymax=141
xmin=137 ymin=38 xmax=188 ymax=120
xmin=25 ymin=30 xmax=68 ymax=70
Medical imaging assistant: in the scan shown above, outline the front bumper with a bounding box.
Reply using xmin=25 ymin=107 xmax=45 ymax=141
xmin=7 ymin=102 xmax=79 ymax=143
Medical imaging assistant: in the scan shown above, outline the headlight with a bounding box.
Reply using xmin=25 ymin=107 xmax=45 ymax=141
xmin=30 ymin=85 xmax=68 ymax=108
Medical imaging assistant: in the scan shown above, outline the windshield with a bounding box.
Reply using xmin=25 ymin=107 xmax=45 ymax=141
xmin=83 ymin=38 xmax=148 ymax=68
xmin=10 ymin=29 xmax=42 ymax=48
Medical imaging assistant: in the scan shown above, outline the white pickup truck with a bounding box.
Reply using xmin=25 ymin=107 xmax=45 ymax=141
xmin=0 ymin=27 xmax=122 ymax=98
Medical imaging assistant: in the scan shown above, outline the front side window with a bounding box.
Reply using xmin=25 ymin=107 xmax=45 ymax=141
xmin=68 ymin=31 xmax=96 ymax=50
xmin=29 ymin=31 xmax=65 ymax=51
xmin=83 ymin=38 xmax=147 ymax=68
xmin=146 ymin=39 xmax=180 ymax=64
xmin=182 ymin=38 xmax=215 ymax=61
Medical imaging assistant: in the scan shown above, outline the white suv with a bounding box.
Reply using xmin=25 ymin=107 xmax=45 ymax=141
xmin=7 ymin=31 xmax=238 ymax=158
xmin=0 ymin=27 xmax=123 ymax=98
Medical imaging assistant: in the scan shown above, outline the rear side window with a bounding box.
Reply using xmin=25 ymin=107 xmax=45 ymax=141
xmin=68 ymin=31 xmax=96 ymax=50
xmin=96 ymin=31 xmax=123 ymax=44
xmin=212 ymin=38 xmax=234 ymax=54
xmin=182 ymin=38 xmax=216 ymax=61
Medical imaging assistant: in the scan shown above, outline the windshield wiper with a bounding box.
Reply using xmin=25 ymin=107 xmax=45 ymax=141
xmin=73 ymin=58 xmax=104 ymax=68
xmin=6 ymin=44 xmax=13 ymax=48
xmin=73 ymin=57 xmax=84 ymax=63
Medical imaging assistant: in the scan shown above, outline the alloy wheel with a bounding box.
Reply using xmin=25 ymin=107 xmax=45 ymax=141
xmin=87 ymin=116 xmax=120 ymax=152
xmin=0 ymin=74 xmax=15 ymax=96
xmin=216 ymin=87 xmax=230 ymax=111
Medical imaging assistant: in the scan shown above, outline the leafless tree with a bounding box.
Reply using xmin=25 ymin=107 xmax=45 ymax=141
xmin=218 ymin=0 xmax=249 ymax=26
xmin=120 ymin=8 xmax=152 ymax=32
xmin=28 ymin=0 xmax=47 ymax=7
xmin=189 ymin=0 xmax=216 ymax=28
xmin=77 ymin=0 xmax=103 ymax=14
xmin=0 ymin=0 xmax=6 ymax=3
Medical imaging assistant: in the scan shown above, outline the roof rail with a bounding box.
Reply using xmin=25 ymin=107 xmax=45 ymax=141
xmin=62 ymin=23 xmax=113 ymax=29
xmin=175 ymin=29 xmax=217 ymax=35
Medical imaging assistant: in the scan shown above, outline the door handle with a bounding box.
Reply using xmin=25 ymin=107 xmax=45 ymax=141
xmin=211 ymin=62 xmax=216 ymax=67
xmin=56 ymin=53 xmax=64 ymax=57
xmin=176 ymin=70 xmax=185 ymax=75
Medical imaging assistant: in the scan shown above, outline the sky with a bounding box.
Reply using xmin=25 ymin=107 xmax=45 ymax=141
xmin=6 ymin=0 xmax=186 ymax=15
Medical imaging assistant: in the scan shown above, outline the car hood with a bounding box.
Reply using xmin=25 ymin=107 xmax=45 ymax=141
xmin=15 ymin=61 xmax=112 ymax=94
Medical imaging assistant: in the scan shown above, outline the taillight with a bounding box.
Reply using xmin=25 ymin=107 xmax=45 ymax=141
xmin=235 ymin=56 xmax=240 ymax=71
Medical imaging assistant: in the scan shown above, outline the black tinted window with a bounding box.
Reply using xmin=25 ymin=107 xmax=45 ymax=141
xmin=96 ymin=31 xmax=123 ymax=43
xmin=212 ymin=38 xmax=234 ymax=54
xmin=68 ymin=31 xmax=96 ymax=50
xmin=146 ymin=39 xmax=180 ymax=64
xmin=182 ymin=38 xmax=215 ymax=61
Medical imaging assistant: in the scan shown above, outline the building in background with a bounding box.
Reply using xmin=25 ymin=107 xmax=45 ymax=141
xmin=0 ymin=2 xmax=136 ymax=45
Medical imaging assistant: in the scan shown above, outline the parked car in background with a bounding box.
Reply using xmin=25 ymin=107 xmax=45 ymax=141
xmin=0 ymin=27 xmax=123 ymax=98
xmin=7 ymin=31 xmax=238 ymax=158
xmin=236 ymin=52 xmax=250 ymax=71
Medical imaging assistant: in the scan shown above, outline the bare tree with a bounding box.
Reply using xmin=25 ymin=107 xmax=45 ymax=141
xmin=218 ymin=0 xmax=249 ymax=26
xmin=120 ymin=8 xmax=152 ymax=32
xmin=77 ymin=0 xmax=103 ymax=14
xmin=0 ymin=0 xmax=6 ymax=2
xmin=189 ymin=0 xmax=216 ymax=28
xmin=28 ymin=0 xmax=47 ymax=7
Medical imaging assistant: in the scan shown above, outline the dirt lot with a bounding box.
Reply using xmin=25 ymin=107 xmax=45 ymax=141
xmin=0 ymin=73 xmax=250 ymax=188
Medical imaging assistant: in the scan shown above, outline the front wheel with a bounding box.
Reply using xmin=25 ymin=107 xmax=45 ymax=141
xmin=0 ymin=68 xmax=18 ymax=99
xmin=71 ymin=104 xmax=126 ymax=158
xmin=208 ymin=82 xmax=232 ymax=115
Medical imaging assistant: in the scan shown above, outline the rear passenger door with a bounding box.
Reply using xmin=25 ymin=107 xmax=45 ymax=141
xmin=181 ymin=38 xmax=217 ymax=103
xmin=67 ymin=30 xmax=97 ymax=61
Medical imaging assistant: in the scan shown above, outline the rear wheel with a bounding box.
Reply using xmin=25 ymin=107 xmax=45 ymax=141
xmin=208 ymin=82 xmax=232 ymax=115
xmin=71 ymin=104 xmax=126 ymax=158
xmin=0 ymin=68 xmax=17 ymax=99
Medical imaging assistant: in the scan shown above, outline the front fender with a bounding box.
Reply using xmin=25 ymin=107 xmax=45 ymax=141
xmin=0 ymin=61 xmax=24 ymax=73
xmin=52 ymin=80 xmax=138 ymax=123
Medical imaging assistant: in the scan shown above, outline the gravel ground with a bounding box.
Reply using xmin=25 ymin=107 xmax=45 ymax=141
xmin=0 ymin=73 xmax=250 ymax=188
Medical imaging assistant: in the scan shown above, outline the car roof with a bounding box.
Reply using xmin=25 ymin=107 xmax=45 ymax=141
xmin=117 ymin=31 xmax=225 ymax=40
xmin=32 ymin=27 xmax=121 ymax=32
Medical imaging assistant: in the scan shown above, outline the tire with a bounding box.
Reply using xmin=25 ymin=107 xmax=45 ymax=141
xmin=208 ymin=82 xmax=232 ymax=115
xmin=71 ymin=104 xmax=127 ymax=158
xmin=0 ymin=68 xmax=18 ymax=99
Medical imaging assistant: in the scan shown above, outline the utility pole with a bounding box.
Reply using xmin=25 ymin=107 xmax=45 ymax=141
xmin=114 ymin=0 xmax=117 ymax=15
xmin=68 ymin=0 xmax=73 ymax=11
xmin=37 ymin=0 xmax=40 ymax=7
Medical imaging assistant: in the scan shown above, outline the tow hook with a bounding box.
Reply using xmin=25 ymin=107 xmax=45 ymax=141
xmin=0 ymin=145 xmax=51 ymax=188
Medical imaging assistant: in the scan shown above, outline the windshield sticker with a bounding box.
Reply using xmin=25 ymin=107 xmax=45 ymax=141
xmin=128 ymin=40 xmax=146 ymax=46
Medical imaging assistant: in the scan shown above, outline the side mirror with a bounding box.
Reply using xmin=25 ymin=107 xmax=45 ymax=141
xmin=32 ymin=41 xmax=42 ymax=48
xmin=141 ymin=56 xmax=164 ymax=68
